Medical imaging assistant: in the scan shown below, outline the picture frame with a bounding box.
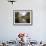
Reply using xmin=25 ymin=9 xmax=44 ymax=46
xmin=13 ymin=10 xmax=33 ymax=26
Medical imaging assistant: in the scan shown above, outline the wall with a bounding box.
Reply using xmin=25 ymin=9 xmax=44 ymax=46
xmin=0 ymin=0 xmax=46 ymax=42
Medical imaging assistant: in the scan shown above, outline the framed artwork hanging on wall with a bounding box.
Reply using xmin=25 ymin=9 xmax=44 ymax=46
xmin=13 ymin=10 xmax=33 ymax=25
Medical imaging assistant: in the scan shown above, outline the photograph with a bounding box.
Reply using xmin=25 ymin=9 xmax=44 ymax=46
xmin=0 ymin=0 xmax=46 ymax=46
xmin=13 ymin=10 xmax=32 ymax=25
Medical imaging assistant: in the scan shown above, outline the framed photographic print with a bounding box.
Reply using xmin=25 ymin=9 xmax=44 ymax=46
xmin=13 ymin=10 xmax=32 ymax=25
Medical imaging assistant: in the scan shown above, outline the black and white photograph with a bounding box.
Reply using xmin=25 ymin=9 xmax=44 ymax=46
xmin=13 ymin=10 xmax=32 ymax=25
